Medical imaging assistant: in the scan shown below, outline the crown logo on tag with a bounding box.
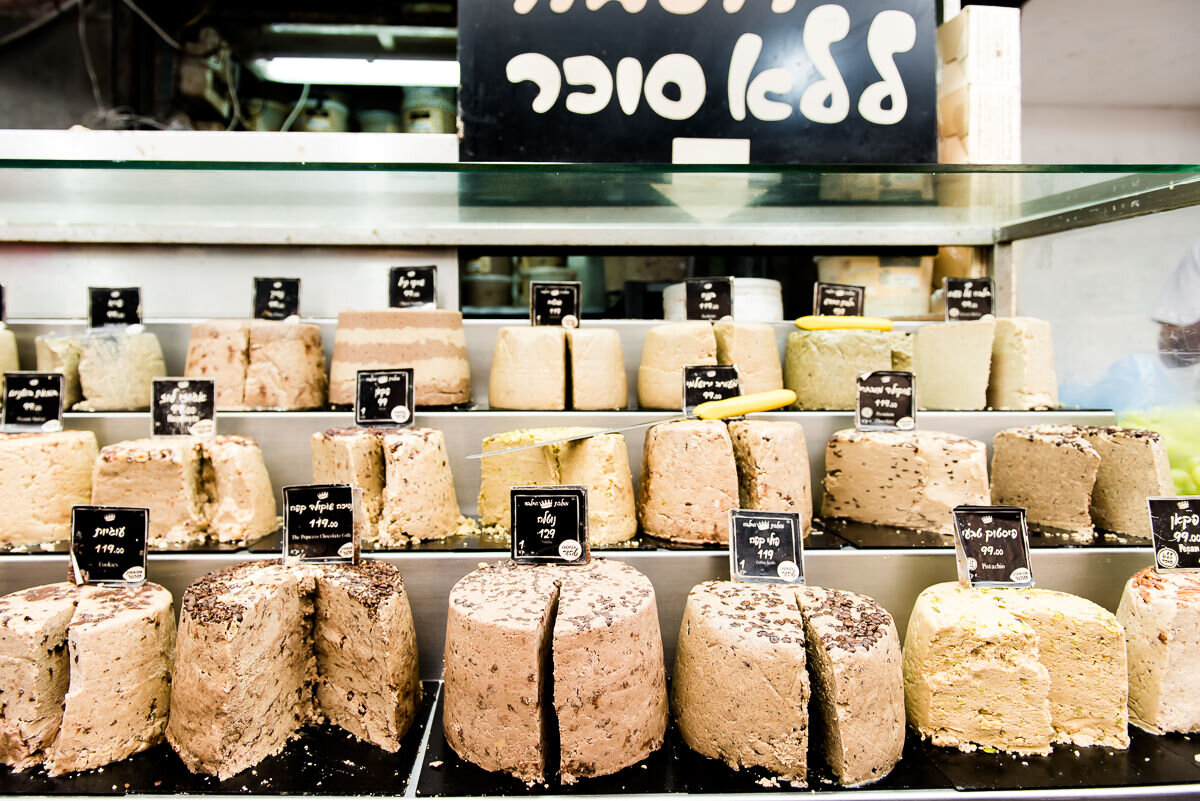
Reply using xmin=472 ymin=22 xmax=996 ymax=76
xmin=317 ymin=491 xmax=329 ymax=500
xmin=1181 ymin=501 xmax=1191 ymax=510
xmin=539 ymin=499 xmax=554 ymax=509
xmin=104 ymin=513 xmax=116 ymax=522
xmin=982 ymin=515 xmax=993 ymax=524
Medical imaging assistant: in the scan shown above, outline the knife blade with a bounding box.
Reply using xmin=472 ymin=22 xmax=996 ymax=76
xmin=466 ymin=389 xmax=797 ymax=460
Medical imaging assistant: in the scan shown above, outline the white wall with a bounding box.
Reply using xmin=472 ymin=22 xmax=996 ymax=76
xmin=1024 ymin=105 xmax=1200 ymax=165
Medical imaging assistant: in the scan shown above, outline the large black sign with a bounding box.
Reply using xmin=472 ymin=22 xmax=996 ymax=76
xmin=510 ymin=485 xmax=589 ymax=564
xmin=729 ymin=509 xmax=803 ymax=584
xmin=952 ymin=505 xmax=1033 ymax=588
xmin=459 ymin=0 xmax=936 ymax=163
xmin=355 ymin=369 xmax=415 ymax=427
xmin=1149 ymin=497 xmax=1200 ymax=572
xmin=683 ymin=364 xmax=740 ymax=414
xmin=283 ymin=484 xmax=359 ymax=563
xmin=814 ymin=282 xmax=865 ymax=316
xmin=389 ymin=266 xmax=438 ymax=309
xmin=70 ymin=506 xmax=148 ymax=585
xmin=685 ymin=277 xmax=732 ymax=320
xmin=2 ymin=372 xmax=64 ymax=432
xmin=253 ymin=277 xmax=301 ymax=320
xmin=152 ymin=378 xmax=216 ymax=437
xmin=530 ymin=281 xmax=582 ymax=327
xmin=88 ymin=287 xmax=142 ymax=328
xmin=944 ymin=278 xmax=994 ymax=321
xmin=856 ymin=370 xmax=914 ymax=431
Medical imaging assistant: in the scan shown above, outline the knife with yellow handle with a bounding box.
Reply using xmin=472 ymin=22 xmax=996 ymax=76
xmin=466 ymin=389 xmax=797 ymax=459
xmin=794 ymin=315 xmax=894 ymax=331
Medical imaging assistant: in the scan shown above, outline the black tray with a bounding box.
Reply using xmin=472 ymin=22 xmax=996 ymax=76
xmin=0 ymin=680 xmax=437 ymax=796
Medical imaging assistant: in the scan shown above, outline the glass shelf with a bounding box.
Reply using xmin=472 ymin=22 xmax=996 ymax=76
xmin=1 ymin=135 xmax=1197 ymax=247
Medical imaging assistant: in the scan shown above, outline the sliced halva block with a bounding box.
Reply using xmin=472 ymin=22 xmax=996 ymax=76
xmin=822 ymin=429 xmax=989 ymax=535
xmin=784 ymin=330 xmax=892 ymax=410
xmin=489 ymin=326 xmax=566 ymax=410
xmin=727 ymin=419 xmax=812 ymax=533
xmin=1082 ymin=426 xmax=1173 ymax=539
xmin=990 ymin=425 xmax=1100 ymax=536
xmin=638 ymin=419 xmax=738 ymax=544
xmin=713 ymin=320 xmax=782 ymax=395
xmin=913 ymin=319 xmax=995 ymax=410
xmin=566 ymin=328 xmax=628 ymax=410
xmin=988 ymin=317 xmax=1058 ymax=410
xmin=637 ymin=322 xmax=716 ymax=410
xmin=1118 ymin=567 xmax=1200 ymax=734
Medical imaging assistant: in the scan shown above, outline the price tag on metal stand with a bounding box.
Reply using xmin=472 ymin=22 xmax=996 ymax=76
xmin=682 ymin=365 xmax=740 ymax=415
xmin=529 ymin=281 xmax=582 ymax=327
xmin=70 ymin=506 xmax=148 ymax=586
xmin=152 ymin=378 xmax=216 ymax=437
xmin=729 ymin=510 xmax=804 ymax=584
xmin=253 ymin=277 xmax=301 ymax=320
xmin=510 ymin=485 xmax=589 ymax=564
xmin=952 ymin=505 xmax=1033 ymax=588
xmin=685 ymin=277 xmax=732 ymax=321
xmin=855 ymin=371 xmax=915 ymax=431
xmin=283 ymin=484 xmax=360 ymax=564
xmin=355 ymin=369 xmax=415 ymax=427
xmin=813 ymin=282 xmax=865 ymax=317
xmin=88 ymin=287 xmax=142 ymax=328
xmin=1149 ymin=497 xmax=1200 ymax=571
xmin=2 ymin=372 xmax=64 ymax=432
xmin=944 ymin=278 xmax=995 ymax=321
xmin=389 ymin=266 xmax=438 ymax=308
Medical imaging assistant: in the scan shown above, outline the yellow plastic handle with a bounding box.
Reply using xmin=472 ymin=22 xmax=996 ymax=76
xmin=694 ymin=389 xmax=797 ymax=420
xmin=794 ymin=315 xmax=894 ymax=331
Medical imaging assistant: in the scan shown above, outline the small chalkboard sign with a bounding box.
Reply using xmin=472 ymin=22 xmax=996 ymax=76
xmin=529 ymin=281 xmax=581 ymax=327
xmin=152 ymin=378 xmax=216 ymax=437
xmin=2 ymin=372 xmax=64 ymax=432
xmin=1149 ymin=497 xmax=1200 ymax=572
xmin=70 ymin=505 xmax=148 ymax=585
xmin=283 ymin=484 xmax=360 ymax=564
xmin=856 ymin=371 xmax=915 ymax=431
xmin=729 ymin=510 xmax=803 ymax=584
xmin=253 ymin=277 xmax=301 ymax=320
xmin=510 ymin=485 xmax=589 ymax=564
xmin=88 ymin=287 xmax=142 ymax=328
xmin=389 ymin=266 xmax=438 ymax=308
xmin=682 ymin=365 xmax=740 ymax=415
xmin=684 ymin=277 xmax=732 ymax=321
xmin=813 ymin=282 xmax=865 ymax=317
xmin=355 ymin=368 xmax=415 ymax=427
xmin=952 ymin=505 xmax=1033 ymax=588
xmin=944 ymin=278 xmax=995 ymax=321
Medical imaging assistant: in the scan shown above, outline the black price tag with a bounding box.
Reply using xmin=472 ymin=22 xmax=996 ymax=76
xmin=729 ymin=510 xmax=803 ymax=584
xmin=813 ymin=282 xmax=865 ymax=317
xmin=253 ymin=277 xmax=301 ymax=320
xmin=952 ymin=505 xmax=1033 ymax=588
xmin=88 ymin=287 xmax=142 ymax=328
xmin=152 ymin=378 xmax=216 ymax=437
xmin=1149 ymin=497 xmax=1200 ymax=571
xmin=510 ymin=485 xmax=589 ymax=564
xmin=682 ymin=365 xmax=740 ymax=415
xmin=685 ymin=277 xmax=732 ymax=321
xmin=856 ymin=371 xmax=915 ymax=431
xmin=283 ymin=484 xmax=360 ymax=563
xmin=529 ymin=281 xmax=581 ymax=327
xmin=389 ymin=265 xmax=438 ymax=308
xmin=944 ymin=278 xmax=995 ymax=321
xmin=70 ymin=506 xmax=148 ymax=585
xmin=355 ymin=369 xmax=415 ymax=427
xmin=2 ymin=372 xmax=64 ymax=432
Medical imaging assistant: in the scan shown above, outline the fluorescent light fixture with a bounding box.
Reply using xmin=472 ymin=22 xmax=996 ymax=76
xmin=250 ymin=57 xmax=459 ymax=87
xmin=265 ymin=24 xmax=457 ymax=41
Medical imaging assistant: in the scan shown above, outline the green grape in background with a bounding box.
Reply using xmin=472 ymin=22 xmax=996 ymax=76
xmin=1119 ymin=405 xmax=1200 ymax=495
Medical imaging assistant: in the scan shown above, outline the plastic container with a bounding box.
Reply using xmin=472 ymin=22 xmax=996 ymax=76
xmin=298 ymin=98 xmax=350 ymax=133
xmin=243 ymin=99 xmax=289 ymax=132
xmin=402 ymin=87 xmax=456 ymax=134
xmin=816 ymin=255 xmax=935 ymax=319
xmin=463 ymin=274 xmax=513 ymax=307
xmin=663 ymin=277 xmax=783 ymax=322
xmin=357 ymin=110 xmax=402 ymax=133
